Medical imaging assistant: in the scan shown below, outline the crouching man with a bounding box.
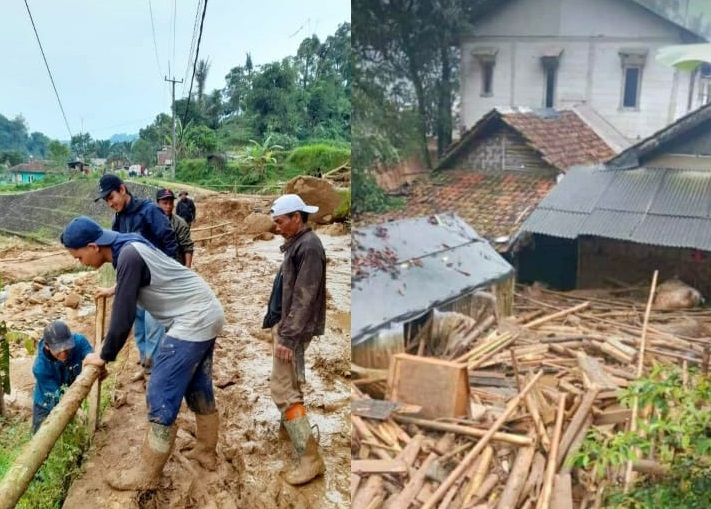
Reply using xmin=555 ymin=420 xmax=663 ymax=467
xmin=32 ymin=321 xmax=95 ymax=433
xmin=60 ymin=216 xmax=225 ymax=490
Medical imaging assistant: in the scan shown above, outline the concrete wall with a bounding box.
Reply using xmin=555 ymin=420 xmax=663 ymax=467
xmin=460 ymin=0 xmax=700 ymax=141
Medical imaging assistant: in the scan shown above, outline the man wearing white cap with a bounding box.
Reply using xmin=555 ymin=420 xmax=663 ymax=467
xmin=263 ymin=193 xmax=326 ymax=485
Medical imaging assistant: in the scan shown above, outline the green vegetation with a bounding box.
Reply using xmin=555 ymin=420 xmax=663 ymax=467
xmin=0 ymin=23 xmax=351 ymax=196
xmin=286 ymin=143 xmax=350 ymax=176
xmin=571 ymin=365 xmax=711 ymax=508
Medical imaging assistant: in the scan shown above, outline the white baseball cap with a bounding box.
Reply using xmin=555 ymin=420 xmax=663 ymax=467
xmin=270 ymin=194 xmax=319 ymax=218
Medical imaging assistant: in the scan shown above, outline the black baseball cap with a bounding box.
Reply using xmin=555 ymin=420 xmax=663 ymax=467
xmin=43 ymin=321 xmax=75 ymax=353
xmin=156 ymin=188 xmax=176 ymax=201
xmin=94 ymin=174 xmax=124 ymax=202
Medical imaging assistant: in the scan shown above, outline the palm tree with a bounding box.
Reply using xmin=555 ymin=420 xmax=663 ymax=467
xmin=195 ymin=58 xmax=211 ymax=108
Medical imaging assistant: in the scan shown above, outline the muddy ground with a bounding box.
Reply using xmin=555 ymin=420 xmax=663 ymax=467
xmin=0 ymin=195 xmax=351 ymax=508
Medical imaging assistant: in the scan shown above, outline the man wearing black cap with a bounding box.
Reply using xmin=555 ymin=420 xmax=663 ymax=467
xmin=95 ymin=174 xmax=178 ymax=378
xmin=176 ymin=190 xmax=196 ymax=228
xmin=32 ymin=320 xmax=96 ymax=433
xmin=61 ymin=215 xmax=224 ymax=490
xmin=156 ymin=188 xmax=194 ymax=268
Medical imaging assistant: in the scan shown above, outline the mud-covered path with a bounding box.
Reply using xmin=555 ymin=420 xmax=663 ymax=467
xmin=59 ymin=231 xmax=351 ymax=509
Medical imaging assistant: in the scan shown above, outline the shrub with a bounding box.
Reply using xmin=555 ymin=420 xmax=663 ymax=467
xmin=286 ymin=144 xmax=350 ymax=176
xmin=333 ymin=188 xmax=351 ymax=221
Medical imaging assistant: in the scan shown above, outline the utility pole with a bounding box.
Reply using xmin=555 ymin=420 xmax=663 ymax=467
xmin=164 ymin=75 xmax=183 ymax=179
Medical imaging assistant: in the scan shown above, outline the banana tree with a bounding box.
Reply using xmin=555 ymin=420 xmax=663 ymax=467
xmin=238 ymin=134 xmax=284 ymax=178
xmin=656 ymin=43 xmax=711 ymax=71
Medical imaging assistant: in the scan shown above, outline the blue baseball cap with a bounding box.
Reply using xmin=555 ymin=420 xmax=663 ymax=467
xmin=94 ymin=174 xmax=124 ymax=202
xmin=61 ymin=216 xmax=118 ymax=249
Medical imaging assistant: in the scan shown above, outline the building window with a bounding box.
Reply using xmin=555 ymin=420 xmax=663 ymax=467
xmin=482 ymin=61 xmax=494 ymax=96
xmin=619 ymin=48 xmax=647 ymax=110
xmin=472 ymin=47 xmax=498 ymax=97
xmin=622 ymin=66 xmax=642 ymax=108
xmin=544 ymin=67 xmax=557 ymax=108
xmin=540 ymin=48 xmax=562 ymax=109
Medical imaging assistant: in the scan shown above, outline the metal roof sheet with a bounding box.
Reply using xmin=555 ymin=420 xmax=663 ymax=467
xmin=521 ymin=167 xmax=711 ymax=250
xmin=352 ymin=213 xmax=514 ymax=343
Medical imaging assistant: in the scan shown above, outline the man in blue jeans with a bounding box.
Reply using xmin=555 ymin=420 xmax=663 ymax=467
xmin=32 ymin=321 xmax=98 ymax=433
xmin=94 ymin=174 xmax=178 ymax=379
xmin=61 ymin=216 xmax=224 ymax=489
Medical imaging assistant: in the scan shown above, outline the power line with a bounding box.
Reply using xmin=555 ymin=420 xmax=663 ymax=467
xmin=148 ymin=0 xmax=164 ymax=79
xmin=182 ymin=0 xmax=203 ymax=97
xmin=172 ymin=0 xmax=177 ymax=74
xmin=183 ymin=0 xmax=208 ymax=122
xmin=23 ymin=0 xmax=72 ymax=139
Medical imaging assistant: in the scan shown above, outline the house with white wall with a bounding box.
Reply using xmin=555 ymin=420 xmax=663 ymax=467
xmin=459 ymin=0 xmax=709 ymax=143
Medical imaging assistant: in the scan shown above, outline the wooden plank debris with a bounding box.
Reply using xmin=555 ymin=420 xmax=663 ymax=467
xmin=351 ymin=277 xmax=706 ymax=509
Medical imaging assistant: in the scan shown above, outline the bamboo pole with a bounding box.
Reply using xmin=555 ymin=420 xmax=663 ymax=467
xmin=0 ymin=365 xmax=100 ymax=509
xmin=393 ymin=415 xmax=534 ymax=446
xmin=421 ymin=370 xmax=544 ymax=509
xmin=623 ymin=270 xmax=658 ymax=493
xmin=536 ymin=394 xmax=567 ymax=509
xmin=88 ymin=296 xmax=106 ymax=433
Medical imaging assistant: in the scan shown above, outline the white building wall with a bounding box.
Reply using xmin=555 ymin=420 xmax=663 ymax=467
xmin=460 ymin=0 xmax=702 ymax=141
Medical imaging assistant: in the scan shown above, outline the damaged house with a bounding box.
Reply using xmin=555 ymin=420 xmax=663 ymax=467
xmin=368 ymin=107 xmax=615 ymax=254
xmin=351 ymin=213 xmax=515 ymax=367
xmin=519 ymin=100 xmax=711 ymax=296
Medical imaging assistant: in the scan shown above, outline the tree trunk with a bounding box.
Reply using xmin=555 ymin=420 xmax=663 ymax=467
xmin=0 ymin=365 xmax=101 ymax=509
xmin=411 ymin=72 xmax=433 ymax=170
xmin=437 ymin=45 xmax=453 ymax=158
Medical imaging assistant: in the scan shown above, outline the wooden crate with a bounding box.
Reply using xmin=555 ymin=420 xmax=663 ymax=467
xmin=386 ymin=353 xmax=470 ymax=419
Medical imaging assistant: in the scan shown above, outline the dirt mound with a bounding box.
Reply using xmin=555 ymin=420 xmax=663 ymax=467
xmin=283 ymin=176 xmax=341 ymax=224
xmin=316 ymin=223 xmax=349 ymax=236
xmin=653 ymin=278 xmax=704 ymax=310
xmin=195 ymin=195 xmax=275 ymax=234
xmin=243 ymin=212 xmax=276 ymax=234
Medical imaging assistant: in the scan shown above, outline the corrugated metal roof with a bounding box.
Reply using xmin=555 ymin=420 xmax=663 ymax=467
xmin=521 ymin=167 xmax=711 ymax=250
xmin=352 ymin=213 xmax=514 ymax=343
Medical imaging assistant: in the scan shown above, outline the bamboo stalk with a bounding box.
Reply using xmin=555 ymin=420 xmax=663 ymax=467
xmin=0 ymin=365 xmax=101 ymax=509
xmin=461 ymin=446 xmax=493 ymax=508
xmin=623 ymin=270 xmax=658 ymax=493
xmin=88 ymin=296 xmax=106 ymax=433
xmin=393 ymin=415 xmax=534 ymax=446
xmin=537 ymin=394 xmax=567 ymax=509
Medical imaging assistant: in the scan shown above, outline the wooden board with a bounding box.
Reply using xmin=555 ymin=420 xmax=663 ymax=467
xmin=387 ymin=353 xmax=470 ymax=419
xmin=351 ymin=399 xmax=398 ymax=420
xmin=351 ymin=459 xmax=408 ymax=474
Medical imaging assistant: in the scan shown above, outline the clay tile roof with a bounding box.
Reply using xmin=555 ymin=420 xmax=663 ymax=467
xmin=439 ymin=108 xmax=616 ymax=173
xmin=500 ymin=110 xmax=616 ymax=171
xmin=356 ymin=170 xmax=556 ymax=251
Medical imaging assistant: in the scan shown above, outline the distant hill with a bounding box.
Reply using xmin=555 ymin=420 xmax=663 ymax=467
xmin=109 ymin=133 xmax=138 ymax=144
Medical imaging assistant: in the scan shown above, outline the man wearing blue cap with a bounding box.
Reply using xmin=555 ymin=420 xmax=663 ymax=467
xmin=32 ymin=321 xmax=96 ymax=433
xmin=94 ymin=174 xmax=178 ymax=380
xmin=61 ymin=215 xmax=225 ymax=490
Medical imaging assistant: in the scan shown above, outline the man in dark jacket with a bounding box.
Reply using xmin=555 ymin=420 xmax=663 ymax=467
xmin=94 ymin=174 xmax=178 ymax=377
xmin=263 ymin=193 xmax=326 ymax=485
xmin=176 ymin=190 xmax=197 ymax=227
xmin=156 ymin=188 xmax=194 ymax=267
xmin=32 ymin=321 xmax=96 ymax=433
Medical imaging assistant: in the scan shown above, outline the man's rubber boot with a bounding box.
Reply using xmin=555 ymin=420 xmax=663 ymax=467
xmin=106 ymin=423 xmax=175 ymax=490
xmin=185 ymin=412 xmax=219 ymax=471
xmin=278 ymin=419 xmax=290 ymax=441
xmin=283 ymin=404 xmax=325 ymax=485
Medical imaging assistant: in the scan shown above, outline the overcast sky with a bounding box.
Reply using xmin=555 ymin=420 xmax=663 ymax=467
xmin=0 ymin=0 xmax=350 ymax=141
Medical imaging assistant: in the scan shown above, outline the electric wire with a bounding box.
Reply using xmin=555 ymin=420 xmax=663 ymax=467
xmin=148 ymin=0 xmax=164 ymax=79
xmin=172 ymin=0 xmax=177 ymax=76
xmin=183 ymin=0 xmax=208 ymax=121
xmin=182 ymin=0 xmax=203 ymax=97
xmin=23 ymin=0 xmax=72 ymax=139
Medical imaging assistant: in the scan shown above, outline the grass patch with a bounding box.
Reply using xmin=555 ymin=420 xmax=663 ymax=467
xmin=0 ymin=371 xmax=116 ymax=507
xmin=285 ymin=144 xmax=350 ymax=176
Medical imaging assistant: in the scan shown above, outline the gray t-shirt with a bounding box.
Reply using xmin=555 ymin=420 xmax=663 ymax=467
xmin=101 ymin=242 xmax=224 ymax=362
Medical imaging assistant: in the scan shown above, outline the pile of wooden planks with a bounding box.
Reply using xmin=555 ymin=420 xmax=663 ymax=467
xmin=351 ymin=277 xmax=709 ymax=508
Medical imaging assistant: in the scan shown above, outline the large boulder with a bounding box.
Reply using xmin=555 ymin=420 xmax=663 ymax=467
xmin=283 ymin=176 xmax=341 ymax=224
xmin=242 ymin=212 xmax=276 ymax=234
